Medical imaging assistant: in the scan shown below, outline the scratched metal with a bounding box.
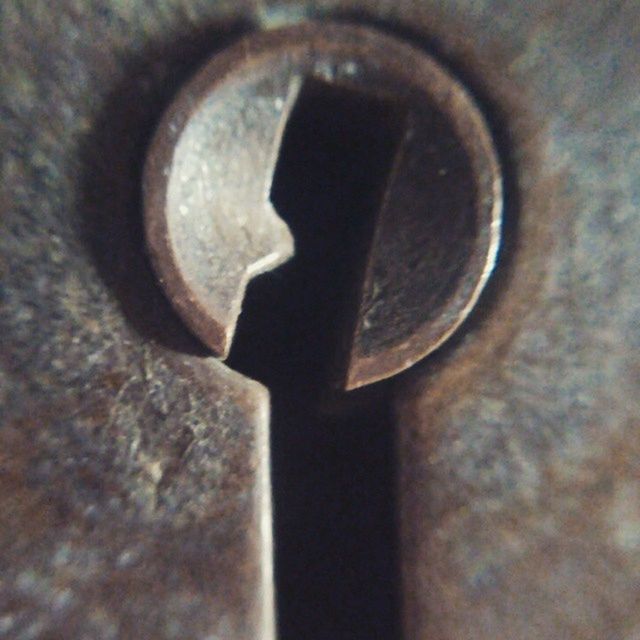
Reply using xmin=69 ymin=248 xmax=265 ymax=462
xmin=1 ymin=1 xmax=640 ymax=639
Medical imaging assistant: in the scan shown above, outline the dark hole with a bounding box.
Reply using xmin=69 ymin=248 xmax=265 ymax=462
xmin=227 ymin=78 xmax=406 ymax=640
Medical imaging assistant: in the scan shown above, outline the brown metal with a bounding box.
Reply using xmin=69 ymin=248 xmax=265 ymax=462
xmin=3 ymin=2 xmax=640 ymax=640
xmin=143 ymin=23 xmax=502 ymax=390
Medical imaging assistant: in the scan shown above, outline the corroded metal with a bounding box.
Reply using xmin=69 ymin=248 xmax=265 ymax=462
xmin=144 ymin=23 xmax=502 ymax=389
xmin=2 ymin=2 xmax=640 ymax=640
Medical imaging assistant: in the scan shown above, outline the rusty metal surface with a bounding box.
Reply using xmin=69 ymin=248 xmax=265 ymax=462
xmin=1 ymin=5 xmax=278 ymax=639
xmin=391 ymin=3 xmax=640 ymax=638
xmin=1 ymin=1 xmax=640 ymax=639
xmin=143 ymin=23 xmax=502 ymax=389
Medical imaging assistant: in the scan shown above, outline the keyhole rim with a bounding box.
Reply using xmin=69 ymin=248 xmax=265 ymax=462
xmin=142 ymin=22 xmax=503 ymax=389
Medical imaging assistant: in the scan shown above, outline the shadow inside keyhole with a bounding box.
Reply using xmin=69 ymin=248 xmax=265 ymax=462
xmin=228 ymin=80 xmax=405 ymax=640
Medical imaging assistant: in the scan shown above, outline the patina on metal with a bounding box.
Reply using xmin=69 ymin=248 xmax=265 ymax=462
xmin=143 ymin=23 xmax=502 ymax=390
xmin=2 ymin=2 xmax=640 ymax=639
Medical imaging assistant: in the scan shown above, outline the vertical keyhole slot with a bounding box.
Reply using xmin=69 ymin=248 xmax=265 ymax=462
xmin=228 ymin=78 xmax=407 ymax=640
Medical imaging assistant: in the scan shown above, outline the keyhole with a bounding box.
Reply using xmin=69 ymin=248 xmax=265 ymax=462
xmin=227 ymin=79 xmax=407 ymax=639
xmin=144 ymin=24 xmax=502 ymax=640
